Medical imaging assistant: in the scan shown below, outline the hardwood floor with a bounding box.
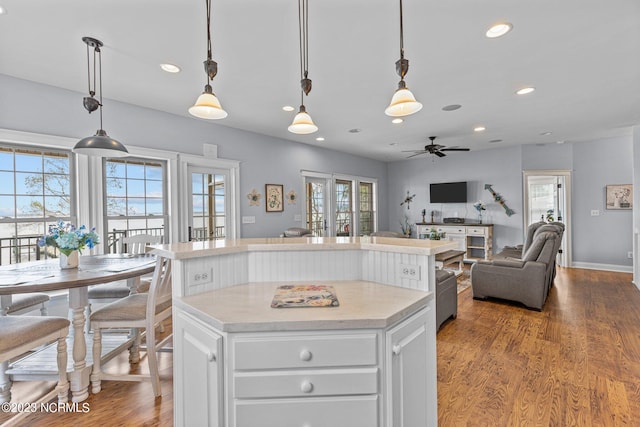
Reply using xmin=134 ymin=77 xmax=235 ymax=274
xmin=438 ymin=267 xmax=640 ymax=426
xmin=2 ymin=267 xmax=639 ymax=426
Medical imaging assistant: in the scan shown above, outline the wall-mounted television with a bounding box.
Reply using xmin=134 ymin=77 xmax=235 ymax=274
xmin=430 ymin=181 xmax=467 ymax=203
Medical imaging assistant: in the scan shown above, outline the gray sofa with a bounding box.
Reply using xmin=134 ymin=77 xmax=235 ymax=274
xmin=470 ymin=227 xmax=562 ymax=311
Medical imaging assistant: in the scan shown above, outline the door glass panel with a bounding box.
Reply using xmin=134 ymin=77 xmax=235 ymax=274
xmin=189 ymin=171 xmax=226 ymax=241
xmin=306 ymin=179 xmax=326 ymax=237
xmin=335 ymin=179 xmax=353 ymax=236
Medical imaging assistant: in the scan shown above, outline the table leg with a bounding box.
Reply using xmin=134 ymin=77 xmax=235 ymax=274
xmin=68 ymin=287 xmax=90 ymax=402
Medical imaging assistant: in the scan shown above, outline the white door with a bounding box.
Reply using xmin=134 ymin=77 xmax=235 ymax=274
xmin=189 ymin=166 xmax=229 ymax=242
xmin=305 ymin=177 xmax=331 ymax=236
xmin=523 ymin=170 xmax=571 ymax=267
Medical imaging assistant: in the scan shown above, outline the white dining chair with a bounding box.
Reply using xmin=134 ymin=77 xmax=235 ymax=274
xmin=86 ymin=234 xmax=162 ymax=329
xmin=1 ymin=292 xmax=50 ymax=316
xmin=0 ymin=316 xmax=69 ymax=426
xmin=90 ymin=255 xmax=172 ymax=397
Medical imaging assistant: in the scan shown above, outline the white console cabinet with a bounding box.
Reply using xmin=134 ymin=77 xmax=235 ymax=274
xmin=416 ymin=223 xmax=493 ymax=261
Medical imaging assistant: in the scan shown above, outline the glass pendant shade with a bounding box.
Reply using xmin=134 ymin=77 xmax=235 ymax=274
xmin=385 ymin=86 xmax=423 ymax=117
xmin=288 ymin=106 xmax=318 ymax=134
xmin=189 ymin=89 xmax=228 ymax=119
xmin=73 ymin=129 xmax=128 ymax=157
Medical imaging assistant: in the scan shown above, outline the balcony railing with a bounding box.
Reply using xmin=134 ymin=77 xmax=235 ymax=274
xmin=0 ymin=226 xmax=165 ymax=266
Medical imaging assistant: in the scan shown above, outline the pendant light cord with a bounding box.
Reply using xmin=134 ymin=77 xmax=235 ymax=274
xmin=399 ymin=0 xmax=404 ymax=60
xmin=206 ymin=0 xmax=212 ymax=85
xmin=97 ymin=46 xmax=103 ymax=130
xmin=298 ymin=0 xmax=309 ymax=100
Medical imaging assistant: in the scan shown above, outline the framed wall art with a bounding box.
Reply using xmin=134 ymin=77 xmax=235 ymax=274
xmin=265 ymin=184 xmax=284 ymax=212
xmin=605 ymin=184 xmax=632 ymax=210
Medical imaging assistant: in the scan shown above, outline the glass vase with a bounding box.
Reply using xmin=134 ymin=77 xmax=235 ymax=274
xmin=59 ymin=250 xmax=79 ymax=269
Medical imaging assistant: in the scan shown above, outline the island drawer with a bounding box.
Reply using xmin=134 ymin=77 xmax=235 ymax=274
xmin=234 ymin=367 xmax=378 ymax=398
xmin=233 ymin=333 xmax=378 ymax=370
xmin=234 ymin=395 xmax=379 ymax=427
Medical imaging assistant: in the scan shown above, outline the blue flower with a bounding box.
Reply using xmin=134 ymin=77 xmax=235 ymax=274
xmin=38 ymin=220 xmax=100 ymax=256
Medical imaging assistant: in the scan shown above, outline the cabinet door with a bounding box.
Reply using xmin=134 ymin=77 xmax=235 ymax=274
xmin=174 ymin=310 xmax=223 ymax=427
xmin=385 ymin=307 xmax=436 ymax=427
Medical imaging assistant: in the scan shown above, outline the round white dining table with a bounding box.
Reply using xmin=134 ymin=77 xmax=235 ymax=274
xmin=0 ymin=253 xmax=156 ymax=402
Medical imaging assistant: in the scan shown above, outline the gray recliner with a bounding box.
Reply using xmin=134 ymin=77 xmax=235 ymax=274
xmin=470 ymin=230 xmax=561 ymax=310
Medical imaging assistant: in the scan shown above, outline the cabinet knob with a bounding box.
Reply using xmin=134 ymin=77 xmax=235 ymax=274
xmin=300 ymin=380 xmax=314 ymax=393
xmin=299 ymin=349 xmax=312 ymax=361
xmin=392 ymin=344 xmax=402 ymax=355
xmin=207 ymin=352 xmax=216 ymax=362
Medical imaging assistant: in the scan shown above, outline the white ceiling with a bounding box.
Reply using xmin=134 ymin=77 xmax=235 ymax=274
xmin=1 ymin=0 xmax=639 ymax=162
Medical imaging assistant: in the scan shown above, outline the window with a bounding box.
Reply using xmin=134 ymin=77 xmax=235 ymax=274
xmin=335 ymin=179 xmax=353 ymax=236
xmin=103 ymin=158 xmax=167 ymax=253
xmin=359 ymin=181 xmax=375 ymax=236
xmin=190 ymin=170 xmax=227 ymax=241
xmin=0 ymin=145 xmax=74 ymax=265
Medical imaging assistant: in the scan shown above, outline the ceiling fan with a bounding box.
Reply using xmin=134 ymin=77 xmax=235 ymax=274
xmin=404 ymin=136 xmax=470 ymax=158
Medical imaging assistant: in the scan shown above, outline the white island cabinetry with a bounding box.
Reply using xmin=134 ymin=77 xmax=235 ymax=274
xmin=152 ymin=237 xmax=453 ymax=427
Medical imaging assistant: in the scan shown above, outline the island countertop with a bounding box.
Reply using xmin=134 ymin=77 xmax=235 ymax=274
xmin=150 ymin=236 xmax=457 ymax=260
xmin=174 ymin=280 xmax=431 ymax=333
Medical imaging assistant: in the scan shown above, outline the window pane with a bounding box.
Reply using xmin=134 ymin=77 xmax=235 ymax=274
xmin=45 ymin=196 xmax=70 ymax=217
xmin=146 ymin=198 xmax=163 ymax=216
xmin=15 ymin=172 xmax=42 ymax=194
xmin=0 ymin=149 xmax=12 ymax=170
xmin=127 ymin=179 xmax=145 ymax=197
xmin=107 ymin=197 xmax=127 ymax=216
xmin=0 ymin=196 xmax=15 ymax=217
xmin=105 ymin=161 xmax=125 ymax=178
xmin=106 ymin=178 xmax=126 ymax=197
xmin=16 ymin=196 xmax=43 ymax=217
xmin=15 ymin=152 xmax=42 ymax=172
xmin=0 ymin=171 xmax=14 ymax=191
xmin=126 ymin=163 xmax=145 ymax=179
xmin=43 ymin=156 xmax=69 ymax=174
xmin=127 ymin=198 xmax=146 ymax=216
xmin=145 ymin=164 xmax=163 ymax=180
xmin=44 ymin=174 xmax=70 ymax=196
xmin=146 ymin=180 xmax=163 ymax=198
xmin=192 ymin=174 xmax=204 ymax=193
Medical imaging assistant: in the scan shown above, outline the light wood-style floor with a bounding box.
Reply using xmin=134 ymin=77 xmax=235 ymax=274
xmin=2 ymin=267 xmax=639 ymax=426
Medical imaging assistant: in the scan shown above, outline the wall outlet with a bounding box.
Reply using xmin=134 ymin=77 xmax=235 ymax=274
xmin=628 ymin=251 xmax=633 ymax=259
xmin=591 ymin=210 xmax=600 ymax=216
xmin=192 ymin=268 xmax=213 ymax=284
xmin=399 ymin=264 xmax=421 ymax=280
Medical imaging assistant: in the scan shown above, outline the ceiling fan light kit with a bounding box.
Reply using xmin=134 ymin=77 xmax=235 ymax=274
xmin=73 ymin=36 xmax=128 ymax=158
xmin=385 ymin=0 xmax=423 ymax=117
xmin=189 ymin=0 xmax=227 ymax=120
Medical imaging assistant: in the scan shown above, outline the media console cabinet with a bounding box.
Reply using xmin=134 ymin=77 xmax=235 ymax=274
xmin=415 ymin=222 xmax=494 ymax=261
xmin=151 ymin=236 xmax=456 ymax=427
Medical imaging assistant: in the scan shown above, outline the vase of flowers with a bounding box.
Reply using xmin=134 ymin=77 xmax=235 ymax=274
xmin=473 ymin=201 xmax=486 ymax=224
xmin=38 ymin=220 xmax=100 ymax=269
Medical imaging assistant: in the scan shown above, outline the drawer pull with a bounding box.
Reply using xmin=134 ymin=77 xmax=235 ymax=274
xmin=299 ymin=349 xmax=312 ymax=361
xmin=207 ymin=352 xmax=217 ymax=362
xmin=392 ymin=344 xmax=402 ymax=355
xmin=300 ymin=380 xmax=314 ymax=393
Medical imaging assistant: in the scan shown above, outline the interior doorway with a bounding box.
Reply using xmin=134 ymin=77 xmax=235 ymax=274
xmin=523 ymin=170 xmax=572 ymax=267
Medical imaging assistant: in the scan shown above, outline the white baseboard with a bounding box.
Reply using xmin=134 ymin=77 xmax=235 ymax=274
xmin=570 ymin=262 xmax=633 ymax=273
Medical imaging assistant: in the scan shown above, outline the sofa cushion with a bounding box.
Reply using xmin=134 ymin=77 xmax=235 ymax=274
xmin=522 ymin=231 xmax=558 ymax=263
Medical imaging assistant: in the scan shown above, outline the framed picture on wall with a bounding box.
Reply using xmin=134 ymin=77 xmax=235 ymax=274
xmin=265 ymin=184 xmax=284 ymax=212
xmin=606 ymin=184 xmax=633 ymax=209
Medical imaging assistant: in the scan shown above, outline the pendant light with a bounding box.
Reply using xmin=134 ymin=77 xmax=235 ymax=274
xmin=189 ymin=0 xmax=227 ymax=119
xmin=288 ymin=0 xmax=318 ymax=134
xmin=384 ymin=0 xmax=423 ymax=117
xmin=73 ymin=37 xmax=128 ymax=157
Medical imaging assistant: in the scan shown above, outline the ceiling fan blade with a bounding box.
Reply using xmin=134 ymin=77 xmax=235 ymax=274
xmin=441 ymin=147 xmax=470 ymax=152
xmin=434 ymin=151 xmax=446 ymax=157
xmin=406 ymin=152 xmax=428 ymax=158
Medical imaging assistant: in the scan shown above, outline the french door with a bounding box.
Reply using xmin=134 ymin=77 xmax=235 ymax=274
xmin=305 ymin=176 xmax=330 ymax=237
xmin=523 ymin=170 xmax=572 ymax=267
xmin=188 ymin=167 xmax=228 ymax=241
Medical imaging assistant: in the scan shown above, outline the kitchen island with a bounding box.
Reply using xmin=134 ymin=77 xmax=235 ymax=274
xmin=151 ymin=236 xmax=455 ymax=426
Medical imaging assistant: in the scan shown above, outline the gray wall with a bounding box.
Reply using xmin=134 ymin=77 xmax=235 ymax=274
xmin=0 ymin=74 xmax=388 ymax=238
xmin=387 ymin=137 xmax=634 ymax=270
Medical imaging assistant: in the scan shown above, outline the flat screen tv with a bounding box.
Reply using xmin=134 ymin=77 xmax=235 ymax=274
xmin=430 ymin=181 xmax=467 ymax=203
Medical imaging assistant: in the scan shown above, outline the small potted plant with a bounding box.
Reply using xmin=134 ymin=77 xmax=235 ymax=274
xmin=38 ymin=220 xmax=100 ymax=269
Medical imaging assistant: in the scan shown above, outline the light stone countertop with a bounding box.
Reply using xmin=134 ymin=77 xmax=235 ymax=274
xmin=151 ymin=236 xmax=457 ymax=260
xmin=174 ymin=280 xmax=431 ymax=333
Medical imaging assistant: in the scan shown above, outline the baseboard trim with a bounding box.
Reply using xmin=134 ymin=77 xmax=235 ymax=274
xmin=570 ymin=262 xmax=633 ymax=273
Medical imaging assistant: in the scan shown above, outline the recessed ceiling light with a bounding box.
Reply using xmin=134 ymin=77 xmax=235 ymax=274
xmin=282 ymin=105 xmax=295 ymax=112
xmin=160 ymin=63 xmax=181 ymax=73
xmin=316 ymin=137 xmax=325 ymax=142
xmin=489 ymin=139 xmax=502 ymax=143
xmin=392 ymin=118 xmax=403 ymax=124
xmin=556 ymin=140 xmax=565 ymax=144
xmin=540 ymin=131 xmax=552 ymax=136
xmin=389 ymin=142 xmax=399 ymax=146
xmin=474 ymin=126 xmax=486 ymax=132
xmin=486 ymin=22 xmax=513 ymax=38
xmin=442 ymin=104 xmax=462 ymax=111
xmin=516 ymin=87 xmax=535 ymax=95
xmin=0 ymin=6 xmax=6 ymax=15
xmin=348 ymin=128 xmax=362 ymax=133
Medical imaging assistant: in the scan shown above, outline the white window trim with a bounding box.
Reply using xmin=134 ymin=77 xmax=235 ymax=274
xmin=177 ymin=153 xmax=241 ymax=241
xmin=0 ymin=128 xmax=180 ymax=247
